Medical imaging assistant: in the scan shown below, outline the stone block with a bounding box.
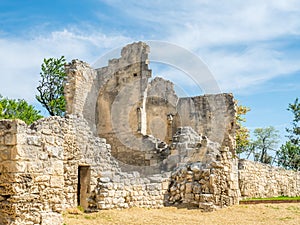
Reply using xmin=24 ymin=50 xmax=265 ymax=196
xmin=27 ymin=136 xmax=42 ymax=146
xmin=34 ymin=175 xmax=50 ymax=183
xmin=41 ymin=212 xmax=63 ymax=225
xmin=52 ymin=161 xmax=63 ymax=175
xmin=41 ymin=129 xmax=52 ymax=135
xmin=161 ymin=181 xmax=169 ymax=190
xmin=0 ymin=135 xmax=4 ymax=145
xmin=0 ymin=183 xmax=16 ymax=195
xmin=185 ymin=183 xmax=192 ymax=193
xmin=0 ymin=148 xmax=10 ymax=161
xmin=50 ymin=176 xmax=63 ymax=188
xmin=4 ymin=134 xmax=16 ymax=145
xmin=0 ymin=161 xmax=22 ymax=173
xmin=199 ymin=202 xmax=215 ymax=212
xmin=0 ymin=172 xmax=14 ymax=184
xmin=108 ymin=190 xmax=115 ymax=197
xmin=100 ymin=177 xmax=110 ymax=183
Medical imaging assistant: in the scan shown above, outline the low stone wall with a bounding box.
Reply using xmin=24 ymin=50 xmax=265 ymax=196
xmin=168 ymin=148 xmax=240 ymax=212
xmin=90 ymin=172 xmax=169 ymax=209
xmin=238 ymin=159 xmax=300 ymax=199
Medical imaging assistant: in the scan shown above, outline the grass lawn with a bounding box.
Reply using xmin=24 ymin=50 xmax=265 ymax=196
xmin=240 ymin=196 xmax=300 ymax=201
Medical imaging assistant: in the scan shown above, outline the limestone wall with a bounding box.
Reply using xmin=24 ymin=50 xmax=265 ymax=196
xmin=0 ymin=116 xmax=241 ymax=224
xmin=0 ymin=116 xmax=120 ymax=225
xmin=64 ymin=60 xmax=97 ymax=124
xmin=64 ymin=42 xmax=237 ymax=168
xmin=90 ymin=171 xmax=169 ymax=209
xmin=64 ymin=42 xmax=151 ymax=134
xmin=0 ymin=119 xmax=64 ymax=224
xmin=177 ymin=94 xmax=236 ymax=153
xmin=146 ymin=77 xmax=178 ymax=143
xmin=238 ymin=159 xmax=300 ymax=199
xmin=167 ymin=128 xmax=240 ymax=212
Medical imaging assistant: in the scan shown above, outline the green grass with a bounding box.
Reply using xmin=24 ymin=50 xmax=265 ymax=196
xmin=265 ymin=205 xmax=280 ymax=210
xmin=77 ymin=205 xmax=85 ymax=212
xmin=84 ymin=215 xmax=97 ymax=220
xmin=279 ymin=216 xmax=293 ymax=221
xmin=241 ymin=196 xmax=300 ymax=201
xmin=286 ymin=205 xmax=300 ymax=211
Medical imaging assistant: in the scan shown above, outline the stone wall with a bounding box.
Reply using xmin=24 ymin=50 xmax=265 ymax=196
xmin=166 ymin=127 xmax=240 ymax=212
xmin=64 ymin=42 xmax=236 ymax=168
xmin=238 ymin=159 xmax=300 ymax=199
xmin=64 ymin=42 xmax=151 ymax=134
xmin=177 ymin=94 xmax=236 ymax=153
xmin=0 ymin=116 xmax=120 ymax=224
xmin=146 ymin=77 xmax=178 ymax=143
xmin=2 ymin=115 xmax=299 ymax=224
xmin=0 ymin=119 xmax=65 ymax=224
xmin=0 ymin=115 xmax=241 ymax=224
xmin=90 ymin=171 xmax=170 ymax=210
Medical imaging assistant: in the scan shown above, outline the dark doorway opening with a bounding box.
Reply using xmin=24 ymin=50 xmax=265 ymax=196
xmin=77 ymin=166 xmax=91 ymax=210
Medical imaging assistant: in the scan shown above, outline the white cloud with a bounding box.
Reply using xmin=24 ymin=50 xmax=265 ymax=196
xmin=1 ymin=0 xmax=300 ymax=107
xmin=0 ymin=29 xmax=131 ymax=104
xmin=102 ymin=0 xmax=300 ymax=46
xmin=100 ymin=0 xmax=300 ymax=94
xmin=202 ymin=44 xmax=300 ymax=94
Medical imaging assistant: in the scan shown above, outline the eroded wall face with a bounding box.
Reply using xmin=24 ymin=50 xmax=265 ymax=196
xmin=0 ymin=119 xmax=64 ymax=225
xmin=90 ymin=126 xmax=240 ymax=211
xmin=1 ymin=117 xmax=299 ymax=224
xmin=238 ymin=159 xmax=300 ymax=198
xmin=96 ymin=63 xmax=152 ymax=166
xmin=146 ymin=77 xmax=178 ymax=143
xmin=64 ymin=41 xmax=237 ymax=169
xmin=177 ymin=94 xmax=236 ymax=153
xmin=0 ymin=117 xmax=120 ymax=225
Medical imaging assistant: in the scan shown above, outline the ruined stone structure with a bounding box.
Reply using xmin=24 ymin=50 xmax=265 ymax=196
xmin=0 ymin=42 xmax=299 ymax=225
xmin=64 ymin=42 xmax=236 ymax=172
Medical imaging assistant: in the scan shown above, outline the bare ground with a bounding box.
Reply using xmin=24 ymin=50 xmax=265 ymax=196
xmin=63 ymin=203 xmax=300 ymax=225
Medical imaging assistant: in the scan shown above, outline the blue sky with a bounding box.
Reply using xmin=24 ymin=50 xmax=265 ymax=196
xmin=0 ymin=0 xmax=299 ymax=145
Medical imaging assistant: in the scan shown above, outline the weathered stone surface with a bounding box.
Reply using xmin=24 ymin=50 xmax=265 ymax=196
xmin=238 ymin=159 xmax=300 ymax=198
xmin=167 ymin=128 xmax=240 ymax=211
xmin=0 ymin=117 xmax=121 ymax=225
xmin=99 ymin=177 xmax=111 ymax=183
xmin=64 ymin=42 xmax=236 ymax=169
xmin=1 ymin=42 xmax=299 ymax=225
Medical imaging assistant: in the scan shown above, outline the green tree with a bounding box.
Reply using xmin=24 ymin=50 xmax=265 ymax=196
xmin=286 ymin=98 xmax=300 ymax=145
xmin=0 ymin=95 xmax=43 ymax=124
xmin=277 ymin=98 xmax=300 ymax=170
xmin=235 ymin=102 xmax=251 ymax=155
xmin=251 ymin=126 xmax=280 ymax=164
xmin=36 ymin=56 xmax=66 ymax=116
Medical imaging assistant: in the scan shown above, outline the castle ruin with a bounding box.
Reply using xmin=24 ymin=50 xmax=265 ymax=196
xmin=0 ymin=42 xmax=299 ymax=225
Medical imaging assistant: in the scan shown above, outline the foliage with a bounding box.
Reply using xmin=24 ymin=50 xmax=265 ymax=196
xmin=0 ymin=95 xmax=43 ymax=124
xmin=251 ymin=126 xmax=280 ymax=164
xmin=36 ymin=56 xmax=66 ymax=116
xmin=277 ymin=98 xmax=300 ymax=170
xmin=286 ymin=98 xmax=300 ymax=145
xmin=241 ymin=196 xmax=300 ymax=201
xmin=277 ymin=141 xmax=300 ymax=170
xmin=235 ymin=103 xmax=251 ymax=154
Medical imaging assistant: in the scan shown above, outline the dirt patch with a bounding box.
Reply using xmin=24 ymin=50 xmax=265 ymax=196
xmin=63 ymin=203 xmax=300 ymax=225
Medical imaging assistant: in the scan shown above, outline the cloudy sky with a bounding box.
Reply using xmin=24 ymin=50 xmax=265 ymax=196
xmin=0 ymin=0 xmax=299 ymax=142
